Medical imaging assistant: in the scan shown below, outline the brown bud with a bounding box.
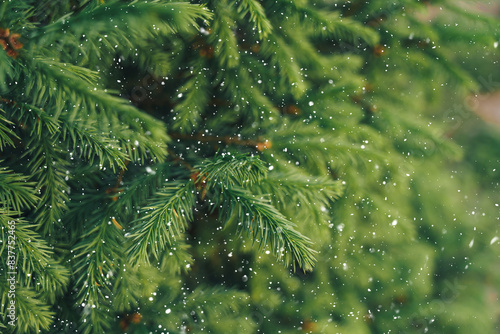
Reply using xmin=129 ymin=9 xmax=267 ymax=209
xmin=373 ymin=44 xmax=385 ymax=57
xmin=256 ymin=140 xmax=272 ymax=151
xmin=191 ymin=172 xmax=207 ymax=189
xmin=0 ymin=39 xmax=7 ymax=50
xmin=199 ymin=45 xmax=214 ymax=58
xmin=395 ymin=294 xmax=407 ymax=304
xmin=119 ymin=318 xmax=129 ymax=331
xmin=130 ymin=313 xmax=142 ymax=324
xmin=302 ymin=319 xmax=316 ymax=332
xmin=363 ymin=83 xmax=374 ymax=92
xmin=9 ymin=33 xmax=23 ymax=50
xmin=6 ymin=49 xmax=18 ymax=59
xmin=190 ymin=172 xmax=200 ymax=183
xmin=251 ymin=43 xmax=260 ymax=53
xmin=369 ymin=104 xmax=378 ymax=113
xmin=285 ymin=105 xmax=301 ymax=115
xmin=363 ymin=313 xmax=374 ymax=323
xmin=0 ymin=28 xmax=9 ymax=38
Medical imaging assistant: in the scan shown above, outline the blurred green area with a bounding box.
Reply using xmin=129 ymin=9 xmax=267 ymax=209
xmin=100 ymin=2 xmax=500 ymax=333
xmin=2 ymin=1 xmax=500 ymax=333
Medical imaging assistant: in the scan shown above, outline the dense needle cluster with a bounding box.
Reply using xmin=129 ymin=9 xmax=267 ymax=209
xmin=0 ymin=1 xmax=499 ymax=333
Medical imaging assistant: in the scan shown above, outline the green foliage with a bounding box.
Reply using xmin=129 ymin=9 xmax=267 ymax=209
xmin=1 ymin=0 xmax=499 ymax=333
xmin=128 ymin=181 xmax=196 ymax=264
xmin=233 ymin=0 xmax=273 ymax=38
xmin=222 ymin=186 xmax=317 ymax=271
xmin=0 ymin=166 xmax=37 ymax=212
xmin=196 ymin=153 xmax=268 ymax=189
xmin=0 ymin=111 xmax=17 ymax=150
xmin=172 ymin=59 xmax=211 ymax=132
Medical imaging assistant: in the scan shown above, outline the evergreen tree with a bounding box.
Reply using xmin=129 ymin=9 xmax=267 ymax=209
xmin=0 ymin=0 xmax=499 ymax=333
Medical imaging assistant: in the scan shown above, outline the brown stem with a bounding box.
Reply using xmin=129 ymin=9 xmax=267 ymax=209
xmin=0 ymin=97 xmax=16 ymax=106
xmin=169 ymin=132 xmax=261 ymax=148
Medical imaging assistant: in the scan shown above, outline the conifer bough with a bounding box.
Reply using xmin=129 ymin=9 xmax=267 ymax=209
xmin=1 ymin=0 xmax=499 ymax=333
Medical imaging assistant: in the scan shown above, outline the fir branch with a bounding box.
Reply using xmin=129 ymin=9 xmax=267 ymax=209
xmin=233 ymin=0 xmax=273 ymax=38
xmin=114 ymin=162 xmax=173 ymax=215
xmin=23 ymin=58 xmax=99 ymax=115
xmin=24 ymin=135 xmax=69 ymax=233
xmin=217 ymin=66 xmax=279 ymax=123
xmin=60 ymin=118 xmax=128 ymax=172
xmin=210 ymin=1 xmax=240 ymax=68
xmin=32 ymin=260 xmax=70 ymax=304
xmin=127 ymin=181 xmax=196 ymax=264
xmin=33 ymin=1 xmax=212 ymax=43
xmin=260 ymin=35 xmax=308 ymax=98
xmin=0 ymin=109 xmax=17 ymax=150
xmin=220 ymin=186 xmax=316 ymax=271
xmin=278 ymin=25 xmax=327 ymax=71
xmin=160 ymin=239 xmax=194 ymax=275
xmin=14 ymin=56 xmax=169 ymax=162
xmin=5 ymin=100 xmax=61 ymax=138
xmin=271 ymin=0 xmax=379 ymax=45
xmin=0 ymin=212 xmax=69 ymax=302
xmin=255 ymin=170 xmax=344 ymax=223
xmin=193 ymin=154 xmax=318 ymax=270
xmin=78 ymin=306 xmax=113 ymax=334
xmin=419 ymin=47 xmax=479 ymax=91
xmin=266 ymin=121 xmax=389 ymax=173
xmin=196 ymin=153 xmax=268 ymax=190
xmin=26 ymin=57 xmax=168 ymax=142
xmin=322 ymin=13 xmax=380 ymax=45
xmin=111 ymin=261 xmax=140 ymax=313
xmin=73 ymin=216 xmax=124 ymax=296
xmin=0 ymin=50 xmax=15 ymax=91
xmin=0 ymin=165 xmax=38 ymax=212
xmin=72 ymin=211 xmax=125 ymax=334
xmin=113 ymin=126 xmax=168 ymax=164
xmin=171 ymin=59 xmax=211 ymax=132
xmin=10 ymin=287 xmax=54 ymax=333
xmin=62 ymin=175 xmax=111 ymax=240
